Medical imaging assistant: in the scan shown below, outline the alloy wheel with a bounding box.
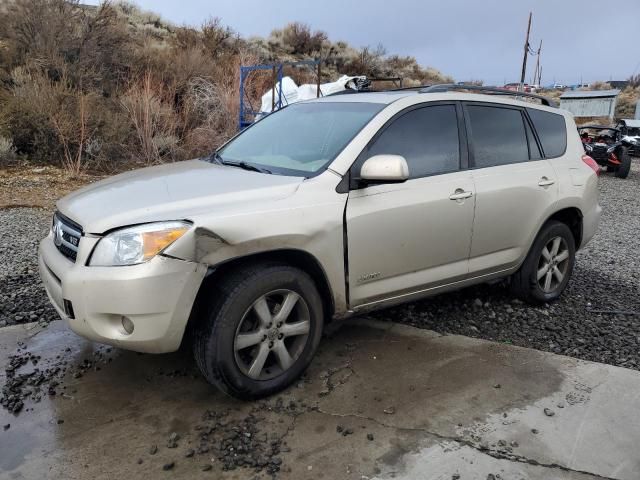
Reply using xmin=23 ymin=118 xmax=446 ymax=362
xmin=536 ymin=236 xmax=570 ymax=293
xmin=233 ymin=289 xmax=311 ymax=380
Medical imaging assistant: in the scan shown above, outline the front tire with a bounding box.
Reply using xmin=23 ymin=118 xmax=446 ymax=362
xmin=511 ymin=221 xmax=575 ymax=304
xmin=614 ymin=147 xmax=631 ymax=178
xmin=193 ymin=262 xmax=323 ymax=400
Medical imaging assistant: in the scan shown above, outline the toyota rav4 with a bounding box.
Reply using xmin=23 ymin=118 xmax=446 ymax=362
xmin=39 ymin=86 xmax=601 ymax=399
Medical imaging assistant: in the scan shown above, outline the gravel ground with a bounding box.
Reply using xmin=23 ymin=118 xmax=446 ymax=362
xmin=0 ymin=161 xmax=639 ymax=371
xmin=0 ymin=208 xmax=56 ymax=328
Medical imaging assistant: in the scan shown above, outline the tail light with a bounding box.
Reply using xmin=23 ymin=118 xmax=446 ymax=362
xmin=582 ymin=155 xmax=600 ymax=176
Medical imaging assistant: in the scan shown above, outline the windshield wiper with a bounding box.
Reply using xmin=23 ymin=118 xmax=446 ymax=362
xmin=220 ymin=159 xmax=272 ymax=174
xmin=207 ymin=151 xmax=272 ymax=174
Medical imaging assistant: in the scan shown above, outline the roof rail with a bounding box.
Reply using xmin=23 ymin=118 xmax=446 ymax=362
xmin=420 ymin=84 xmax=558 ymax=107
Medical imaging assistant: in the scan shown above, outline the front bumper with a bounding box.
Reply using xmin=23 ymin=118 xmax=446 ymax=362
xmin=38 ymin=233 xmax=207 ymax=353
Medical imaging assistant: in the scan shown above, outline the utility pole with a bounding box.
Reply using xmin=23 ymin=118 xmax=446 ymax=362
xmin=520 ymin=12 xmax=532 ymax=91
xmin=531 ymin=39 xmax=542 ymax=86
xmin=537 ymin=61 xmax=542 ymax=86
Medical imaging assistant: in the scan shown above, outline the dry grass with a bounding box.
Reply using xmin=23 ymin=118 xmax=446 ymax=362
xmin=0 ymin=166 xmax=101 ymax=209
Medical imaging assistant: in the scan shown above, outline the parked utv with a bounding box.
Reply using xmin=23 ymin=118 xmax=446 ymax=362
xmin=615 ymin=119 xmax=640 ymax=157
xmin=579 ymin=125 xmax=632 ymax=178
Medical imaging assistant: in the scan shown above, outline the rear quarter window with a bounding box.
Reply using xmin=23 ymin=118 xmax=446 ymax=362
xmin=527 ymin=108 xmax=567 ymax=158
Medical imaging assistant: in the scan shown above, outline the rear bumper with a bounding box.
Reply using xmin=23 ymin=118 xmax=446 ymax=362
xmin=38 ymin=234 xmax=207 ymax=353
xmin=581 ymin=190 xmax=602 ymax=249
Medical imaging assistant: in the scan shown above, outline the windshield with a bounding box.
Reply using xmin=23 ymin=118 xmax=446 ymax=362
xmin=217 ymin=102 xmax=383 ymax=177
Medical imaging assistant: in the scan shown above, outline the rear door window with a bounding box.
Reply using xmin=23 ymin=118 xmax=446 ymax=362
xmin=361 ymin=104 xmax=460 ymax=179
xmin=527 ymin=108 xmax=567 ymax=158
xmin=466 ymin=105 xmax=529 ymax=168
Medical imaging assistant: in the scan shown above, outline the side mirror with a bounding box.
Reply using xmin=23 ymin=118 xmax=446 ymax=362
xmin=359 ymin=155 xmax=409 ymax=184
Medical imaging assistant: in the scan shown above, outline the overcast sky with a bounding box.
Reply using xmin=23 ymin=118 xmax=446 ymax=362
xmin=95 ymin=0 xmax=640 ymax=85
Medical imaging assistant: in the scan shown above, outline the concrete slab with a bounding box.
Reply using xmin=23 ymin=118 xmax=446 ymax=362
xmin=1 ymin=319 xmax=639 ymax=480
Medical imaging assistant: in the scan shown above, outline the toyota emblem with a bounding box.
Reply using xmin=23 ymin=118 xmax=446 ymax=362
xmin=53 ymin=218 xmax=63 ymax=247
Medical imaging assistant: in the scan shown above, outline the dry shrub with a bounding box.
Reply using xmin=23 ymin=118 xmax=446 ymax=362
xmin=48 ymin=88 xmax=96 ymax=175
xmin=120 ymin=72 xmax=178 ymax=164
xmin=0 ymin=5 xmax=455 ymax=173
xmin=0 ymin=137 xmax=17 ymax=165
xmin=269 ymin=22 xmax=327 ymax=56
xmin=616 ymin=86 xmax=640 ymax=119
xmin=181 ymin=49 xmax=259 ymax=157
xmin=6 ymin=66 xmax=126 ymax=173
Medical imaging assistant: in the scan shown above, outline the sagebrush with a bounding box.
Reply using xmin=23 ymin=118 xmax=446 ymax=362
xmin=0 ymin=0 xmax=452 ymax=173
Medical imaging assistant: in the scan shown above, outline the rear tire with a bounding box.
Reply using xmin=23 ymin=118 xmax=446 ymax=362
xmin=511 ymin=221 xmax=575 ymax=304
xmin=615 ymin=147 xmax=631 ymax=178
xmin=193 ymin=262 xmax=323 ymax=400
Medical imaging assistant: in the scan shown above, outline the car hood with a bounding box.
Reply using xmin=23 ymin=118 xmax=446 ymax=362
xmin=57 ymin=159 xmax=303 ymax=233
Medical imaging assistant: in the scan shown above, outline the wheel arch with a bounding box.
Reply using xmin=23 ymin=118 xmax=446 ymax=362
xmin=184 ymin=249 xmax=335 ymax=342
xmin=545 ymin=207 xmax=583 ymax=249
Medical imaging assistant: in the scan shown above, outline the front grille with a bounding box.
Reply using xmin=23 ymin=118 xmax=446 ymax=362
xmin=53 ymin=213 xmax=83 ymax=262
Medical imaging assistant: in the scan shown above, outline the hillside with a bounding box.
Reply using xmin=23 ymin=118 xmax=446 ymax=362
xmin=0 ymin=0 xmax=452 ymax=173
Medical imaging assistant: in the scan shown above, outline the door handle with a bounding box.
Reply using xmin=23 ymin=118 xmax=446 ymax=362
xmin=538 ymin=177 xmax=555 ymax=187
xmin=449 ymin=189 xmax=473 ymax=201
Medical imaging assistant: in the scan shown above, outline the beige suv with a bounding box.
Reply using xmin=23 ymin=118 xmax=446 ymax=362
xmin=39 ymin=86 xmax=601 ymax=398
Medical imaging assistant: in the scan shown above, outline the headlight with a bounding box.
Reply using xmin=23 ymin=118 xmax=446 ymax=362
xmin=89 ymin=221 xmax=190 ymax=266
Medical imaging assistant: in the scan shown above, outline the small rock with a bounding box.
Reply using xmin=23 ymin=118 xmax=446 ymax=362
xmin=383 ymin=406 xmax=396 ymax=415
xmin=474 ymin=298 xmax=483 ymax=308
xmin=543 ymin=408 xmax=555 ymax=417
xmin=137 ymin=458 xmax=143 ymax=465
xmin=367 ymin=433 xmax=374 ymax=441
xmin=162 ymin=462 xmax=175 ymax=471
xmin=201 ymin=464 xmax=212 ymax=471
xmin=556 ymin=401 xmax=565 ymax=409
xmin=493 ymin=384 xmax=501 ymax=389
xmin=336 ymin=425 xmax=344 ymax=433
xmin=487 ymin=475 xmax=496 ymax=480
xmin=452 ymin=474 xmax=461 ymax=480
xmin=167 ymin=432 xmax=180 ymax=448
xmin=531 ymin=428 xmax=539 ymax=434
xmin=510 ymin=440 xmax=519 ymax=448
xmin=149 ymin=445 xmax=158 ymax=455
xmin=342 ymin=428 xmax=354 ymax=436
xmin=185 ymin=449 xmax=195 ymax=458
xmin=3 ymin=424 xmax=10 ymax=431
